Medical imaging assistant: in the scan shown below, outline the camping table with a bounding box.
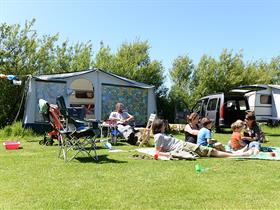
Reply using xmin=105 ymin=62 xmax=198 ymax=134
xmin=99 ymin=121 xmax=118 ymax=138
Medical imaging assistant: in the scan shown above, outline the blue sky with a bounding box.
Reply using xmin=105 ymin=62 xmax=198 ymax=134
xmin=1 ymin=0 xmax=280 ymax=87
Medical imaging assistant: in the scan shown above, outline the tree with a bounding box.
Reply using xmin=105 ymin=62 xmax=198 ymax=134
xmin=0 ymin=19 xmax=94 ymax=127
xmin=94 ymin=42 xmax=115 ymax=71
xmin=94 ymin=40 xmax=165 ymax=91
xmin=168 ymin=55 xmax=194 ymax=121
xmin=169 ymin=55 xmax=194 ymax=98
xmin=267 ymin=56 xmax=280 ymax=84
xmin=189 ymin=49 xmax=275 ymax=107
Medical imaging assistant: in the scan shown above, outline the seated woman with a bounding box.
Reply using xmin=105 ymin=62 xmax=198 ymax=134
xmin=184 ymin=112 xmax=200 ymax=144
xmin=243 ymin=111 xmax=266 ymax=143
xmin=240 ymin=111 xmax=264 ymax=154
xmin=152 ymin=118 xmax=253 ymax=159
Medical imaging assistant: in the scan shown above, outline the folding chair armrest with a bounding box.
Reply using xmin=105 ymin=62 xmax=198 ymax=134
xmin=135 ymin=127 xmax=150 ymax=132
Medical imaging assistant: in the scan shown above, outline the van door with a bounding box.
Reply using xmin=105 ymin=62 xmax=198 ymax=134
xmin=205 ymin=98 xmax=219 ymax=123
xmin=224 ymin=98 xmax=248 ymax=126
xmin=192 ymin=98 xmax=209 ymax=117
xmin=192 ymin=100 xmax=203 ymax=115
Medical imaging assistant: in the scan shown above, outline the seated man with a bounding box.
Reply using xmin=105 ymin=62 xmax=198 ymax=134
xmin=109 ymin=103 xmax=137 ymax=145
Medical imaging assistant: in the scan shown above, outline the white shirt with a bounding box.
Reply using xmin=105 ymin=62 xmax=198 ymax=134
xmin=109 ymin=111 xmax=132 ymax=124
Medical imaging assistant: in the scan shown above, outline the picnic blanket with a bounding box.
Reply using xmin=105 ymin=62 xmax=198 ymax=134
xmin=135 ymin=148 xmax=197 ymax=160
xmin=135 ymin=148 xmax=171 ymax=160
xmin=136 ymin=147 xmax=280 ymax=161
xmin=232 ymin=146 xmax=280 ymax=161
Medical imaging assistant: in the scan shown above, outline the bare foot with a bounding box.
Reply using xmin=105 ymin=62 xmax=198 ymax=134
xmin=242 ymin=149 xmax=254 ymax=157
xmin=232 ymin=145 xmax=248 ymax=154
xmin=253 ymin=148 xmax=260 ymax=155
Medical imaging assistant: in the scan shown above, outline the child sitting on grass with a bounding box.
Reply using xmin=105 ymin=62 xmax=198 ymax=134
xmin=230 ymin=120 xmax=247 ymax=150
xmin=230 ymin=119 xmax=260 ymax=155
xmin=197 ymin=118 xmax=225 ymax=151
xmin=152 ymin=118 xmax=253 ymax=159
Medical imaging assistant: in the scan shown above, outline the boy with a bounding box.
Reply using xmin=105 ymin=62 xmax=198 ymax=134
xmin=197 ymin=118 xmax=225 ymax=151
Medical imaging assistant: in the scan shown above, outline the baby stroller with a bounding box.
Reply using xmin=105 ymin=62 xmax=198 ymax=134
xmin=38 ymin=99 xmax=64 ymax=146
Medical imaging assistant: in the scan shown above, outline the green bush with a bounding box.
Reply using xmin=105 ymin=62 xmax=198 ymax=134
xmin=0 ymin=121 xmax=36 ymax=139
xmin=3 ymin=126 xmax=12 ymax=137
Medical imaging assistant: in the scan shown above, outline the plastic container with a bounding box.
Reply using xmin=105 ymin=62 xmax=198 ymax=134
xmin=154 ymin=153 xmax=159 ymax=160
xmin=195 ymin=164 xmax=203 ymax=173
xmin=3 ymin=141 xmax=20 ymax=150
xmin=103 ymin=142 xmax=112 ymax=150
xmin=270 ymin=152 xmax=276 ymax=157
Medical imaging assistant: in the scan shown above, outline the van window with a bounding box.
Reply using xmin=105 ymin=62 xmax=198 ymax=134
xmin=225 ymin=100 xmax=237 ymax=110
xmin=201 ymin=99 xmax=209 ymax=116
xmin=238 ymin=100 xmax=247 ymax=110
xmin=207 ymin=98 xmax=218 ymax=111
xmin=260 ymin=95 xmax=271 ymax=104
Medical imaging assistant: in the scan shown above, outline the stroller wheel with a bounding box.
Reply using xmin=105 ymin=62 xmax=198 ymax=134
xmin=46 ymin=141 xmax=53 ymax=146
xmin=39 ymin=140 xmax=45 ymax=145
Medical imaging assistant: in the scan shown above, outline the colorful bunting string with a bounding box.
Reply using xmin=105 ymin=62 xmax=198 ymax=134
xmin=0 ymin=73 xmax=22 ymax=85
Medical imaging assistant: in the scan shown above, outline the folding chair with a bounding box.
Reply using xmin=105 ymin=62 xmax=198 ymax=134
xmin=58 ymin=125 xmax=98 ymax=162
xmin=54 ymin=96 xmax=99 ymax=162
xmin=38 ymin=99 xmax=64 ymax=146
xmin=135 ymin=113 xmax=156 ymax=146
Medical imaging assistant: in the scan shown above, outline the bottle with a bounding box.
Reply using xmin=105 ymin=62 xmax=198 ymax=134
xmin=104 ymin=142 xmax=112 ymax=150
xmin=195 ymin=164 xmax=203 ymax=173
xmin=154 ymin=153 xmax=159 ymax=160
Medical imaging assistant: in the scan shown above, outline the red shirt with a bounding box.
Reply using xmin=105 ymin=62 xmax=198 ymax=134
xmin=230 ymin=132 xmax=242 ymax=150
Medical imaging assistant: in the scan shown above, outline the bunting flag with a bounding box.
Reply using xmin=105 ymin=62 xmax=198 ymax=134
xmin=0 ymin=73 xmax=22 ymax=85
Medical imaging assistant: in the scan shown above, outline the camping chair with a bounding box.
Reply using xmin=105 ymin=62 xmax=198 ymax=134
xmin=135 ymin=113 xmax=157 ymax=147
xmin=38 ymin=99 xmax=64 ymax=146
xmin=55 ymin=96 xmax=99 ymax=162
xmin=58 ymin=125 xmax=98 ymax=162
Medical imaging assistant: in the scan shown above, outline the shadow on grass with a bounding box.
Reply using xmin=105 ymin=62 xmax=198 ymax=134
xmin=26 ymin=140 xmax=40 ymax=143
xmin=265 ymin=133 xmax=280 ymax=137
xmin=76 ymin=154 xmax=127 ymax=164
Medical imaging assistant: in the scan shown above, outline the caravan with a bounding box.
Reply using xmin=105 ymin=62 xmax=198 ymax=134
xmin=241 ymin=85 xmax=280 ymax=123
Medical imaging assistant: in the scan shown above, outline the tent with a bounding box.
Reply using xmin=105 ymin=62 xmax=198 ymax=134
xmin=23 ymin=68 xmax=157 ymax=133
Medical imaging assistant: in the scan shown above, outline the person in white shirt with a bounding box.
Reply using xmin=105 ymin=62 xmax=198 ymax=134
xmin=109 ymin=103 xmax=137 ymax=145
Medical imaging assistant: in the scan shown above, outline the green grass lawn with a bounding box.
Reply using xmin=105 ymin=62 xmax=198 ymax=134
xmin=1 ymin=125 xmax=280 ymax=210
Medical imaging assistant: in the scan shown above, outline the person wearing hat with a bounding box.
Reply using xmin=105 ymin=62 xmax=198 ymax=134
xmin=197 ymin=117 xmax=225 ymax=151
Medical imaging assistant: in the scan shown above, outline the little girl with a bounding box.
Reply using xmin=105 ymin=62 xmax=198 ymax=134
xmin=152 ymin=119 xmax=253 ymax=159
xmin=230 ymin=120 xmax=260 ymax=155
xmin=230 ymin=120 xmax=247 ymax=150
